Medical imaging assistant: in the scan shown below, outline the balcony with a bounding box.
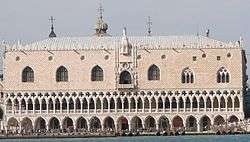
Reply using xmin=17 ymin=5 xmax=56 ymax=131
xmin=118 ymin=84 xmax=134 ymax=89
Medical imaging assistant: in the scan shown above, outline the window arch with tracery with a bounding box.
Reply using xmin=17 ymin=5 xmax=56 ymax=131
xmin=56 ymin=66 xmax=68 ymax=82
xmin=181 ymin=68 xmax=194 ymax=84
xmin=91 ymin=65 xmax=104 ymax=81
xmin=22 ymin=66 xmax=34 ymax=82
xmin=217 ymin=67 xmax=230 ymax=83
xmin=148 ymin=64 xmax=160 ymax=81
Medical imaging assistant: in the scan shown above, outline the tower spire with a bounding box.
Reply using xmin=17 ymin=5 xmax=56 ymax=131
xmin=49 ymin=16 xmax=57 ymax=38
xmin=98 ymin=1 xmax=104 ymax=20
xmin=147 ymin=16 xmax=152 ymax=36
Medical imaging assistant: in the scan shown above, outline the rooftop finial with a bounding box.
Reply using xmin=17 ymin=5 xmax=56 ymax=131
xmin=123 ymin=27 xmax=127 ymax=37
xmin=49 ymin=16 xmax=57 ymax=38
xmin=206 ymin=29 xmax=210 ymax=37
xmin=147 ymin=16 xmax=152 ymax=36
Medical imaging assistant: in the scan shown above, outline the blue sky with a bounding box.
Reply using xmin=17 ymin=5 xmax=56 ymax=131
xmin=0 ymin=0 xmax=250 ymax=81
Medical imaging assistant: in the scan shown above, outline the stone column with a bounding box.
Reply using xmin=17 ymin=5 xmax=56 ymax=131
xmin=149 ymin=99 xmax=152 ymax=113
xmin=177 ymin=100 xmax=179 ymax=112
xmin=156 ymin=99 xmax=159 ymax=112
xmin=40 ymin=101 xmax=42 ymax=114
xmin=108 ymin=99 xmax=110 ymax=113
xmin=128 ymin=100 xmax=131 ymax=113
xmin=232 ymin=99 xmax=235 ymax=112
xmin=197 ymin=121 xmax=201 ymax=132
xmin=135 ymin=100 xmax=138 ymax=113
xmin=170 ymin=100 xmax=172 ymax=112
xmin=211 ymin=99 xmax=214 ymax=112
xmin=128 ymin=121 xmax=131 ymax=131
xmin=156 ymin=122 xmax=159 ymax=131
xmin=163 ymin=99 xmax=165 ymax=112
xmin=67 ymin=101 xmax=69 ymax=114
xmin=122 ymin=99 xmax=124 ymax=113
xmin=19 ymin=102 xmax=22 ymax=115
xmin=47 ymin=102 xmax=49 ymax=114
xmin=184 ymin=100 xmax=186 ymax=112
xmin=81 ymin=100 xmax=83 ymax=113
xmin=115 ymin=99 xmax=117 ymax=113
xmin=12 ymin=102 xmax=14 ymax=114
xmin=53 ymin=101 xmax=56 ymax=114
xmin=26 ymin=101 xmax=28 ymax=114
xmin=197 ymin=100 xmax=200 ymax=112
xmin=204 ymin=100 xmax=207 ymax=112
xmin=33 ymin=101 xmax=35 ymax=114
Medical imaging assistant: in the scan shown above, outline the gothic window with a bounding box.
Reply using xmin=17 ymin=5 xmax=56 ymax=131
xmin=119 ymin=71 xmax=132 ymax=84
xmin=91 ymin=65 xmax=103 ymax=81
xmin=217 ymin=67 xmax=230 ymax=83
xmin=148 ymin=64 xmax=160 ymax=81
xmin=22 ymin=66 xmax=34 ymax=82
xmin=181 ymin=68 xmax=194 ymax=84
xmin=56 ymin=66 xmax=68 ymax=82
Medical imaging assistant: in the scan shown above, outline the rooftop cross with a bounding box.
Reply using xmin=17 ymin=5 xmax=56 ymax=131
xmin=48 ymin=16 xmax=57 ymax=38
xmin=147 ymin=16 xmax=152 ymax=36
xmin=49 ymin=16 xmax=55 ymax=27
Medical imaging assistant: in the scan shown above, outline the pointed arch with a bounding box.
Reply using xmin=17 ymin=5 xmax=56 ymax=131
xmin=213 ymin=97 xmax=219 ymax=108
xmin=96 ymin=98 xmax=101 ymax=110
xmin=192 ymin=97 xmax=198 ymax=108
xmin=76 ymin=117 xmax=88 ymax=131
xmin=217 ymin=67 xmax=230 ymax=83
xmin=181 ymin=68 xmax=194 ymax=83
xmin=158 ymin=116 xmax=170 ymax=131
xmin=185 ymin=97 xmax=191 ymax=108
xmin=102 ymin=98 xmax=108 ymax=110
xmin=82 ymin=98 xmax=88 ymax=111
xmin=56 ymin=66 xmax=68 ymax=82
xmin=186 ymin=116 xmax=197 ymax=132
xmin=206 ymin=97 xmax=212 ymax=108
xmin=75 ymin=98 xmax=81 ymax=110
xmin=130 ymin=97 xmax=136 ymax=109
xmin=48 ymin=98 xmax=53 ymax=110
xmin=234 ymin=96 xmax=240 ymax=108
xmin=123 ymin=97 xmax=129 ymax=109
xmin=41 ymin=98 xmax=46 ymax=110
xmin=199 ymin=97 xmax=205 ymax=108
xmin=69 ymin=98 xmax=74 ymax=111
xmin=119 ymin=71 xmax=132 ymax=84
xmin=110 ymin=97 xmax=115 ymax=110
xmin=220 ymin=96 xmax=226 ymax=108
xmin=165 ymin=97 xmax=170 ymax=109
xmin=158 ymin=97 xmax=163 ymax=109
xmin=117 ymin=97 xmax=122 ymax=109
xmin=144 ymin=97 xmax=150 ymax=109
xmin=172 ymin=97 xmax=177 ymax=109
xmin=179 ymin=97 xmax=184 ymax=108
xmin=27 ymin=98 xmax=33 ymax=110
xmin=148 ymin=64 xmax=160 ymax=80
xmin=227 ymin=97 xmax=233 ymax=108
xmin=89 ymin=98 xmax=95 ymax=110
xmin=34 ymin=98 xmax=40 ymax=110
xmin=145 ymin=116 xmax=156 ymax=131
xmin=137 ymin=97 xmax=143 ymax=109
xmin=103 ymin=116 xmax=115 ymax=131
xmin=55 ymin=98 xmax=60 ymax=110
xmin=91 ymin=65 xmax=103 ymax=81
xmin=22 ymin=66 xmax=34 ymax=82
xmin=62 ymin=98 xmax=67 ymax=110
xmin=151 ymin=97 xmax=156 ymax=110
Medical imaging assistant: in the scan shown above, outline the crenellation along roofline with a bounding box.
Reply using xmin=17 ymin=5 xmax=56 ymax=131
xmin=4 ymin=35 xmax=242 ymax=52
